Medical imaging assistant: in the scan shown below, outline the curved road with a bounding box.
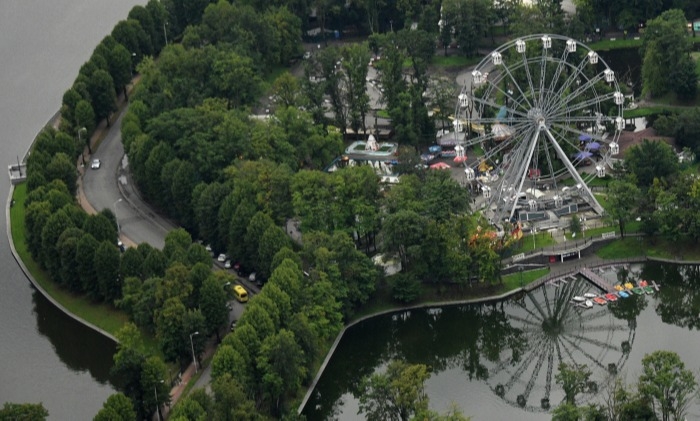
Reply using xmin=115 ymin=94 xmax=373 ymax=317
xmin=82 ymin=111 xmax=175 ymax=249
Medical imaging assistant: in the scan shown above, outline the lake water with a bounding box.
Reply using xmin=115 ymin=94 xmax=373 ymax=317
xmin=303 ymin=262 xmax=700 ymax=420
xmin=0 ymin=1 xmax=144 ymax=419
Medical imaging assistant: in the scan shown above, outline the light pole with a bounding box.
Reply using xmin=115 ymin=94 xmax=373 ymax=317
xmin=189 ymin=331 xmax=200 ymax=373
xmin=519 ymin=265 xmax=524 ymax=287
xmin=113 ymin=198 xmax=122 ymax=234
xmin=154 ymin=379 xmax=164 ymax=421
xmin=532 ymin=226 xmax=536 ymax=250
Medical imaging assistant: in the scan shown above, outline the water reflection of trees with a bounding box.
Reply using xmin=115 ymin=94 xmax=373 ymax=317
xmin=646 ymin=263 xmax=700 ymax=330
xmin=388 ymin=304 xmax=528 ymax=382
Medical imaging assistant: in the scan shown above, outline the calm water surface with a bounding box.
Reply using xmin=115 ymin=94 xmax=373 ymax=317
xmin=304 ymin=262 xmax=700 ymax=420
xmin=0 ymin=1 xmax=144 ymax=419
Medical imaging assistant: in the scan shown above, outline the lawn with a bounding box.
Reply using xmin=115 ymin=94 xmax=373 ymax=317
xmin=10 ymin=183 xmax=159 ymax=354
xmin=598 ymin=236 xmax=700 ymax=260
xmin=510 ymin=231 xmax=557 ymax=254
xmin=623 ymin=106 xmax=673 ymax=119
xmin=588 ymin=36 xmax=700 ymax=52
xmin=500 ymin=267 xmax=550 ymax=292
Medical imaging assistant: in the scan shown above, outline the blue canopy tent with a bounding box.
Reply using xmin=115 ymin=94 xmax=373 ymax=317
xmin=573 ymin=151 xmax=593 ymax=160
xmin=578 ymin=134 xmax=592 ymax=142
xmin=585 ymin=141 xmax=601 ymax=150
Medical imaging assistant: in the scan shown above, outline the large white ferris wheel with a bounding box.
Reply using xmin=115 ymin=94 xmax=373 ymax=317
xmin=454 ymin=34 xmax=625 ymax=225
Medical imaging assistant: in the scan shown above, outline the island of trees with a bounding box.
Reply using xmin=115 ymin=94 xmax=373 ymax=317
xmin=9 ymin=0 xmax=700 ymax=420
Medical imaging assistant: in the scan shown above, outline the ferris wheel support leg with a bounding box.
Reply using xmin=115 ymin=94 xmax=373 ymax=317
xmin=542 ymin=127 xmax=604 ymax=215
xmin=508 ymin=130 xmax=542 ymax=221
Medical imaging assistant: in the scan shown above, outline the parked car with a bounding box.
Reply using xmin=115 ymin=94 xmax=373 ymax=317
xmin=217 ymin=253 xmax=227 ymax=262
xmin=90 ymin=159 xmax=101 ymax=169
xmin=224 ymin=260 xmax=231 ymax=269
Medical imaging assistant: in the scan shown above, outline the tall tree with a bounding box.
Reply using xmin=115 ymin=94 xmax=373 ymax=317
xmin=606 ymin=180 xmax=640 ymax=238
xmin=638 ymin=350 xmax=697 ymax=421
xmin=199 ymin=275 xmax=228 ymax=342
xmin=641 ymin=9 xmax=692 ymax=99
xmin=358 ymin=360 xmax=431 ymax=421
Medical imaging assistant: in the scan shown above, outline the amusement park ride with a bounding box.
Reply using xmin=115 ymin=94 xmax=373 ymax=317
xmin=453 ymin=35 xmax=625 ymax=227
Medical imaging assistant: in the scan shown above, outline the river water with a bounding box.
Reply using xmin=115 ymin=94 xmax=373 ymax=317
xmin=303 ymin=262 xmax=700 ymax=420
xmin=0 ymin=1 xmax=144 ymax=419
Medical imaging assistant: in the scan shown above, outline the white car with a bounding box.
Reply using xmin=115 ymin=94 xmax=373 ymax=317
xmin=90 ymin=159 xmax=101 ymax=169
xmin=224 ymin=260 xmax=231 ymax=269
xmin=217 ymin=253 xmax=227 ymax=262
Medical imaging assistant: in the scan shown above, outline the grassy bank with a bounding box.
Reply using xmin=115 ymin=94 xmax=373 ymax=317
xmin=597 ymin=236 xmax=700 ymax=260
xmin=10 ymin=183 xmax=159 ymax=353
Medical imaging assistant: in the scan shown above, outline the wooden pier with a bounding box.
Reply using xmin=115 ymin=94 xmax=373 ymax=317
xmin=578 ymin=267 xmax=615 ymax=293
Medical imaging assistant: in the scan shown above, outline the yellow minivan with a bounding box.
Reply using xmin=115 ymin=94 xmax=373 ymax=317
xmin=233 ymin=285 xmax=249 ymax=303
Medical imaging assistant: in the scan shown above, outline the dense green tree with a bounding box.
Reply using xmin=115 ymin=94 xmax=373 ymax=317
xmin=243 ymin=212 xmax=275 ymax=270
xmin=638 ymin=350 xmax=697 ymax=421
xmin=95 ymin=241 xmax=122 ymax=303
xmin=111 ymin=323 xmax=148 ymax=419
xmin=94 ymin=393 xmax=136 ymax=421
xmin=45 ymin=153 xmax=77 ymax=197
xmin=199 ymin=275 xmax=228 ymax=342
xmin=142 ymin=248 xmax=167 ymax=279
xmin=83 ymin=213 xmax=118 ymax=245
xmin=441 ymin=0 xmax=492 ymax=57
xmin=212 ymin=51 xmax=261 ymax=109
xmin=156 ymin=297 xmax=188 ymax=363
xmin=88 ymin=69 xmax=118 ymax=125
xmin=25 ymin=201 xmax=52 ymax=259
xmin=76 ymin=233 xmax=100 ymax=298
xmin=256 ymin=329 xmax=306 ymax=413
xmin=139 ymin=356 xmax=170 ymax=419
xmin=57 ymin=230 xmax=82 ymax=291
xmin=40 ymin=209 xmax=73 ymax=274
xmin=358 ymin=360 xmax=430 ymax=421
xmin=641 ymin=9 xmax=692 ymax=99
xmin=257 ymin=226 xmax=292 ymax=280
xmin=194 ymin=182 xmax=230 ymax=251
xmin=381 ymin=209 xmax=426 ymax=270
xmin=210 ymin=374 xmax=261 ymax=421
xmin=121 ymin=247 xmax=145 ymax=280
xmin=606 ymin=180 xmax=640 ymax=238
xmin=624 ymin=140 xmax=679 ymax=188
xmin=556 ymin=363 xmax=593 ymax=405
xmin=340 ymin=43 xmax=371 ymax=134
xmin=0 ymin=402 xmax=48 ymax=421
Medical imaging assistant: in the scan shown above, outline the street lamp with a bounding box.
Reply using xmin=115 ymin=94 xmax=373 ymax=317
xmin=532 ymin=226 xmax=537 ymax=250
xmin=189 ymin=331 xmax=200 ymax=373
xmin=113 ymin=198 xmax=122 ymax=234
xmin=519 ymin=265 xmax=524 ymax=287
xmin=154 ymin=379 xmax=165 ymax=421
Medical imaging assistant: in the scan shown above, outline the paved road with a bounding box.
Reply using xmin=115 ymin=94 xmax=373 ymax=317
xmin=82 ymin=111 xmax=175 ymax=249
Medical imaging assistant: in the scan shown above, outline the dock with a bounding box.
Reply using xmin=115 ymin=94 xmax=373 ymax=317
xmin=578 ymin=267 xmax=616 ymax=294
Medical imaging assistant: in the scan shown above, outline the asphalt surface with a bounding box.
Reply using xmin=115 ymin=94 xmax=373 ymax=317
xmin=82 ymin=111 xmax=176 ymax=249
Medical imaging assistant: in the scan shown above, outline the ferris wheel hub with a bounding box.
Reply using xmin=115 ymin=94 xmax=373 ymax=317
xmin=528 ymin=107 xmax=548 ymax=129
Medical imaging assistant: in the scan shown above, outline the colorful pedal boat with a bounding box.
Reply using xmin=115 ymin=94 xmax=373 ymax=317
xmin=644 ymin=286 xmax=654 ymax=294
xmin=624 ymin=282 xmax=634 ymax=290
xmin=631 ymin=287 xmax=645 ymax=295
xmin=593 ymin=297 xmax=607 ymax=305
xmin=639 ymin=280 xmax=648 ymax=287
xmin=614 ymin=284 xmax=624 ymax=291
xmin=605 ymin=293 xmax=618 ymax=302
xmin=618 ymin=291 xmax=630 ymax=298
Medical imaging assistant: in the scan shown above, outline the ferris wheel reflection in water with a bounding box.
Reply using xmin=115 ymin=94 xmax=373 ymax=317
xmin=486 ymin=275 xmax=636 ymax=413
